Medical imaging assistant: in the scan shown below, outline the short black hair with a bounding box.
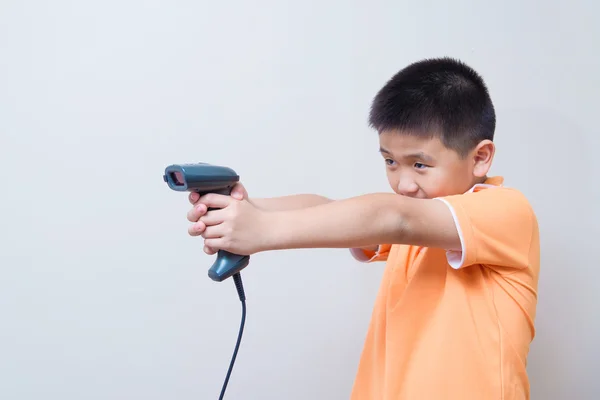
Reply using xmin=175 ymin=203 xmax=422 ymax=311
xmin=368 ymin=57 xmax=495 ymax=157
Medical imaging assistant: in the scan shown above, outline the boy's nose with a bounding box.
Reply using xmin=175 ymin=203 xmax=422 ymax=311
xmin=397 ymin=180 xmax=419 ymax=197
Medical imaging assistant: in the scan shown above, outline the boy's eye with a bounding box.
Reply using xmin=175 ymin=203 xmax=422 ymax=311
xmin=385 ymin=158 xmax=396 ymax=165
xmin=414 ymin=163 xmax=427 ymax=169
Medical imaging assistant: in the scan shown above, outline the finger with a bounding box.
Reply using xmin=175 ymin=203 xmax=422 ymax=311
xmin=198 ymin=193 xmax=231 ymax=209
xmin=201 ymin=225 xmax=223 ymax=239
xmin=204 ymin=238 xmax=224 ymax=252
xmin=188 ymin=221 xmax=206 ymax=236
xmin=199 ymin=209 xmax=224 ymax=226
xmin=187 ymin=203 xmax=207 ymax=222
xmin=231 ymin=183 xmax=245 ymax=200
xmin=204 ymin=244 xmax=217 ymax=255
xmin=189 ymin=192 xmax=200 ymax=204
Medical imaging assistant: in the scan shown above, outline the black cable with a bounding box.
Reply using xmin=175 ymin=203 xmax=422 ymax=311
xmin=218 ymin=272 xmax=246 ymax=400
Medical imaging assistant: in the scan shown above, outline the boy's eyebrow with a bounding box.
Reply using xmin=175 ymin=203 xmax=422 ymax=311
xmin=407 ymin=152 xmax=436 ymax=163
xmin=379 ymin=147 xmax=435 ymax=163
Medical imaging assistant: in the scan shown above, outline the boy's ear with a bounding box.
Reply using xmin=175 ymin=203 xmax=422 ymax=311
xmin=471 ymin=140 xmax=495 ymax=178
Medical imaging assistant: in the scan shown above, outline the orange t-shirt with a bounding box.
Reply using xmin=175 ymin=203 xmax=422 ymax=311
xmin=350 ymin=176 xmax=540 ymax=400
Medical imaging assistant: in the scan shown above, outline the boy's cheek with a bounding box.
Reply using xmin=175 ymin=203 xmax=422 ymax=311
xmin=386 ymin=177 xmax=400 ymax=194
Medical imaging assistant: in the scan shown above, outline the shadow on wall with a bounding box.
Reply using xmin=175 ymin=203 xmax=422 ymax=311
xmin=497 ymin=107 xmax=600 ymax=400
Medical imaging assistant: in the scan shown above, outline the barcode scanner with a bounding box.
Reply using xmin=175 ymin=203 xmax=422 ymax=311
xmin=163 ymin=162 xmax=249 ymax=400
xmin=163 ymin=162 xmax=250 ymax=281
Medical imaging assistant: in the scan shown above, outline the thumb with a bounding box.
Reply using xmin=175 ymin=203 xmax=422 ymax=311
xmin=189 ymin=192 xmax=200 ymax=204
xmin=231 ymin=183 xmax=246 ymax=200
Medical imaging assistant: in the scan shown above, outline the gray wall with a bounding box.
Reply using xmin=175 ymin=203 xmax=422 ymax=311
xmin=1 ymin=1 xmax=598 ymax=399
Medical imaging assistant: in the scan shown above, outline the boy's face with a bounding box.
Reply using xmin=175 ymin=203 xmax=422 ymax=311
xmin=378 ymin=131 xmax=494 ymax=199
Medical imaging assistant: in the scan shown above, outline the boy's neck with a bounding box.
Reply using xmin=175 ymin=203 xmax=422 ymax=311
xmin=476 ymin=175 xmax=489 ymax=185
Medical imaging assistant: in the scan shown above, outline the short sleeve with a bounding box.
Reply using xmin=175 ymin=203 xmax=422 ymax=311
xmin=434 ymin=187 xmax=536 ymax=270
xmin=350 ymin=244 xmax=392 ymax=263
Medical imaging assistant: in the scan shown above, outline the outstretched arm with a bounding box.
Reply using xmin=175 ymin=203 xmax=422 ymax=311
xmin=187 ymin=184 xmax=378 ymax=254
xmin=192 ymin=192 xmax=460 ymax=255
xmin=265 ymin=193 xmax=460 ymax=252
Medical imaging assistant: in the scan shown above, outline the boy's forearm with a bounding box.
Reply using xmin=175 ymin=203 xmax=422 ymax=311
xmin=250 ymin=194 xmax=377 ymax=252
xmin=251 ymin=194 xmax=333 ymax=212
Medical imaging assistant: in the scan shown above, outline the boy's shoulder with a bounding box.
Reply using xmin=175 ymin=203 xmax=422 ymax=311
xmin=434 ymin=176 xmax=539 ymax=270
xmin=437 ymin=176 xmax=537 ymax=223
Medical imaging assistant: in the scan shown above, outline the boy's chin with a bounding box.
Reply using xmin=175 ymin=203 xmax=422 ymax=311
xmin=393 ymin=192 xmax=430 ymax=200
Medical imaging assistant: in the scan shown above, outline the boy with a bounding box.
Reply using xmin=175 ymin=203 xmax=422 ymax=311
xmin=186 ymin=57 xmax=540 ymax=399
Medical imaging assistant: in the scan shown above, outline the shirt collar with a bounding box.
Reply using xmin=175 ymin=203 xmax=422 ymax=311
xmin=467 ymin=175 xmax=504 ymax=193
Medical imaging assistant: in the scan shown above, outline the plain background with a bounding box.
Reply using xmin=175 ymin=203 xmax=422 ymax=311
xmin=1 ymin=1 xmax=598 ymax=399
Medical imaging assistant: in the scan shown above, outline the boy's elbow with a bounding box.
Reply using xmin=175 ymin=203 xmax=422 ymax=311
xmin=381 ymin=196 xmax=460 ymax=250
xmin=373 ymin=195 xmax=411 ymax=243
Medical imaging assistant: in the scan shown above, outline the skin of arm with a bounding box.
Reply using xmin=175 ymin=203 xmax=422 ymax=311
xmin=250 ymin=194 xmax=333 ymax=211
xmin=251 ymin=194 xmax=379 ymax=253
xmin=262 ymin=193 xmax=460 ymax=252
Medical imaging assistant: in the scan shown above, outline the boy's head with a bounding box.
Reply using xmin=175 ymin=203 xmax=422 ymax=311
xmin=369 ymin=57 xmax=496 ymax=199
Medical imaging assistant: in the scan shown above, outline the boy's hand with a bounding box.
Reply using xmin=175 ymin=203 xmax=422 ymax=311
xmin=187 ymin=193 xmax=272 ymax=256
xmin=188 ymin=182 xmax=249 ymax=255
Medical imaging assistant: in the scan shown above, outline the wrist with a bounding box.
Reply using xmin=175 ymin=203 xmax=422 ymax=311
xmin=259 ymin=210 xmax=293 ymax=252
xmin=247 ymin=197 xmax=259 ymax=209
